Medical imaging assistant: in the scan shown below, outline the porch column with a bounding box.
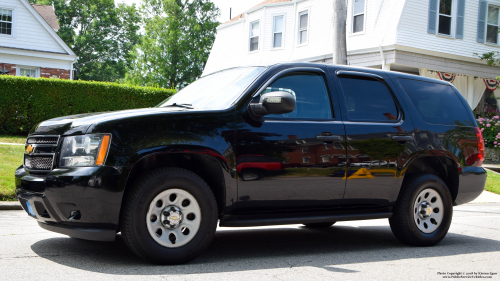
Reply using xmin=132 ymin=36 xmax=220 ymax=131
xmin=467 ymin=75 xmax=474 ymax=108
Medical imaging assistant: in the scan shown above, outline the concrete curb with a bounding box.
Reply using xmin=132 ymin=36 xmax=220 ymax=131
xmin=0 ymin=201 xmax=22 ymax=210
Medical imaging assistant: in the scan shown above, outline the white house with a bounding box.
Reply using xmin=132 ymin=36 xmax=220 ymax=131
xmin=0 ymin=0 xmax=76 ymax=79
xmin=203 ymin=0 xmax=500 ymax=116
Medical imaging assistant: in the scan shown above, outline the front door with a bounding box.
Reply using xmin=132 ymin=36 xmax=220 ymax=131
xmin=234 ymin=68 xmax=347 ymax=213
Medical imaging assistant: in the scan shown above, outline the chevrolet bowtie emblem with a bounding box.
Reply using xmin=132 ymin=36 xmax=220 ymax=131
xmin=170 ymin=215 xmax=179 ymax=220
xmin=25 ymin=144 xmax=34 ymax=155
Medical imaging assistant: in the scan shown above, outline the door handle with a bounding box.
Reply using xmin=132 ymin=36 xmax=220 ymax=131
xmin=392 ymin=136 xmax=413 ymax=142
xmin=316 ymin=135 xmax=342 ymax=142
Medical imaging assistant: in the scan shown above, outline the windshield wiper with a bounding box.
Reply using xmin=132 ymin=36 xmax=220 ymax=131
xmin=165 ymin=103 xmax=194 ymax=109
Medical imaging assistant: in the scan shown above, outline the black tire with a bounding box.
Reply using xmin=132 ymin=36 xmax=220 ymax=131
xmin=302 ymin=222 xmax=336 ymax=228
xmin=120 ymin=167 xmax=218 ymax=264
xmin=389 ymin=174 xmax=453 ymax=246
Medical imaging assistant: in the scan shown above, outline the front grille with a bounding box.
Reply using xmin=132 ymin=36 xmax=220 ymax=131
xmin=24 ymin=155 xmax=54 ymax=170
xmin=27 ymin=137 xmax=59 ymax=144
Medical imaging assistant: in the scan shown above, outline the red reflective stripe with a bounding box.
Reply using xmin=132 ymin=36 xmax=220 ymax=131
xmin=236 ymin=162 xmax=282 ymax=172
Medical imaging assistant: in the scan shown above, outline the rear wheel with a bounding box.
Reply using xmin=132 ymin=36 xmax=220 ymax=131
xmin=303 ymin=222 xmax=336 ymax=228
xmin=121 ymin=168 xmax=218 ymax=264
xmin=389 ymin=174 xmax=453 ymax=246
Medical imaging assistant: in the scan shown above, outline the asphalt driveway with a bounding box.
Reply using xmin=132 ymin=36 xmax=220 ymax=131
xmin=0 ymin=203 xmax=499 ymax=281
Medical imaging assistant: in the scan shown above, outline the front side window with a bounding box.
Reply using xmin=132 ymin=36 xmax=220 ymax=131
xmin=18 ymin=68 xmax=38 ymax=78
xmin=298 ymin=11 xmax=308 ymax=44
xmin=273 ymin=16 xmax=284 ymax=48
xmin=250 ymin=21 xmax=260 ymax=52
xmin=438 ymin=0 xmax=453 ymax=35
xmin=339 ymin=76 xmax=398 ymax=122
xmin=0 ymin=8 xmax=12 ymax=35
xmin=261 ymin=72 xmax=332 ymax=119
xmin=353 ymin=0 xmax=365 ymax=33
xmin=487 ymin=5 xmax=499 ymax=44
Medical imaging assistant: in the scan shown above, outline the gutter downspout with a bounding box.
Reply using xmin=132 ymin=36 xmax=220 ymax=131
xmin=379 ymin=45 xmax=387 ymax=70
xmin=378 ymin=0 xmax=397 ymax=71
xmin=70 ymin=59 xmax=76 ymax=80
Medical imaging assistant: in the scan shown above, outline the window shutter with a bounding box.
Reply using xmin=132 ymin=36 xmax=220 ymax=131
xmin=456 ymin=0 xmax=466 ymax=39
xmin=427 ymin=0 xmax=438 ymax=34
xmin=477 ymin=0 xmax=488 ymax=43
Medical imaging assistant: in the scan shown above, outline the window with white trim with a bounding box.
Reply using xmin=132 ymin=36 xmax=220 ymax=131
xmin=353 ymin=0 xmax=365 ymax=33
xmin=438 ymin=0 xmax=453 ymax=35
xmin=298 ymin=11 xmax=308 ymax=45
xmin=487 ymin=5 xmax=499 ymax=44
xmin=272 ymin=16 xmax=284 ymax=48
xmin=249 ymin=20 xmax=260 ymax=52
xmin=0 ymin=8 xmax=12 ymax=35
xmin=18 ymin=67 xmax=39 ymax=78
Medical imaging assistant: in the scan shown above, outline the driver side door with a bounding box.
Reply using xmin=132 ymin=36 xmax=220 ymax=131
xmin=234 ymin=67 xmax=347 ymax=213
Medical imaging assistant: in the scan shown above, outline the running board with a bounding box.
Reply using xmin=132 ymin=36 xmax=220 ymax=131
xmin=219 ymin=211 xmax=393 ymax=227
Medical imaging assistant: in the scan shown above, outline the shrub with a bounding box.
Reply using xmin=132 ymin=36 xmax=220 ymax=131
xmin=477 ymin=116 xmax=500 ymax=148
xmin=0 ymin=76 xmax=175 ymax=135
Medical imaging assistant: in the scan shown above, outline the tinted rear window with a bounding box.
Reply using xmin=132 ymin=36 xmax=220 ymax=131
xmin=398 ymin=78 xmax=472 ymax=126
xmin=339 ymin=77 xmax=398 ymax=122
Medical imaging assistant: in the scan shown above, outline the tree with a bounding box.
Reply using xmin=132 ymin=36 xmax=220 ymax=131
xmin=31 ymin=0 xmax=141 ymax=81
xmin=125 ymin=0 xmax=219 ymax=88
xmin=476 ymin=51 xmax=500 ymax=67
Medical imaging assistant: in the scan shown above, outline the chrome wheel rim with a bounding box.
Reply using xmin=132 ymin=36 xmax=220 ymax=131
xmin=413 ymin=188 xmax=444 ymax=234
xmin=146 ymin=189 xmax=201 ymax=248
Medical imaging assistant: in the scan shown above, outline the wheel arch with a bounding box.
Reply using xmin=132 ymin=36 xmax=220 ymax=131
xmin=122 ymin=146 xmax=232 ymax=218
xmin=400 ymin=155 xmax=459 ymax=202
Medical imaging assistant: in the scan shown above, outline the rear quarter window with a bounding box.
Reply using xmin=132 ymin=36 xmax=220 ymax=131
xmin=398 ymin=78 xmax=472 ymax=126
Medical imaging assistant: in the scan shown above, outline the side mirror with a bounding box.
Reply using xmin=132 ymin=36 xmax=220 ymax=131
xmin=249 ymin=91 xmax=296 ymax=117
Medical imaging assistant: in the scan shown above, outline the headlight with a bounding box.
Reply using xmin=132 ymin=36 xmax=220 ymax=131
xmin=59 ymin=134 xmax=111 ymax=167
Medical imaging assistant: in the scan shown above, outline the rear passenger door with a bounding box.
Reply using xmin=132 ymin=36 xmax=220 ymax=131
xmin=329 ymin=69 xmax=416 ymax=208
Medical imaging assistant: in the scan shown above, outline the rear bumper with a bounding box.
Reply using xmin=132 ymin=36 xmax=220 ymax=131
xmin=455 ymin=167 xmax=487 ymax=205
xmin=15 ymin=165 xmax=128 ymax=241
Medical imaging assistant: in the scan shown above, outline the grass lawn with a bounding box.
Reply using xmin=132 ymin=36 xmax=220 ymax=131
xmin=486 ymin=170 xmax=500 ymax=195
xmin=0 ymin=144 xmax=24 ymax=201
xmin=0 ymin=135 xmax=26 ymax=144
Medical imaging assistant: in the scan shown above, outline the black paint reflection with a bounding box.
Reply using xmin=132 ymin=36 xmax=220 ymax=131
xmin=232 ymin=116 xmax=347 ymax=213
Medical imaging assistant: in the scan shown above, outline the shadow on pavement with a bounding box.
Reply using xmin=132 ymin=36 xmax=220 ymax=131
xmin=30 ymin=224 xmax=500 ymax=275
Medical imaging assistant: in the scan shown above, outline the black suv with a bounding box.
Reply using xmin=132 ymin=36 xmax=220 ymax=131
xmin=15 ymin=63 xmax=486 ymax=264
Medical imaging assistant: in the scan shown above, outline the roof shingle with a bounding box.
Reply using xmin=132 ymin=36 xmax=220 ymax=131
xmin=31 ymin=4 xmax=60 ymax=31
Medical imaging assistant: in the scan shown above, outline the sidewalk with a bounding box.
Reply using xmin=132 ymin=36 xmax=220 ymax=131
xmin=470 ymin=190 xmax=500 ymax=204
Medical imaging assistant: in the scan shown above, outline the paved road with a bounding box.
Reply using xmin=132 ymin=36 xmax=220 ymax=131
xmin=0 ymin=204 xmax=499 ymax=281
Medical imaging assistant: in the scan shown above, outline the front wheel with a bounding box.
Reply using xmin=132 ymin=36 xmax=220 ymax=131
xmin=389 ymin=174 xmax=453 ymax=246
xmin=120 ymin=168 xmax=218 ymax=264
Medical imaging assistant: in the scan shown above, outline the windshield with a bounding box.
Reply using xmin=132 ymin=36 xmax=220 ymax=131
xmin=157 ymin=67 xmax=266 ymax=109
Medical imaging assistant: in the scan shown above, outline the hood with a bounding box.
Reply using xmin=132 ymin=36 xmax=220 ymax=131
xmin=30 ymin=107 xmax=187 ymax=136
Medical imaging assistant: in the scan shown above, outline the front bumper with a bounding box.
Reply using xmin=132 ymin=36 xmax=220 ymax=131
xmin=455 ymin=167 xmax=487 ymax=205
xmin=15 ymin=165 xmax=128 ymax=241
